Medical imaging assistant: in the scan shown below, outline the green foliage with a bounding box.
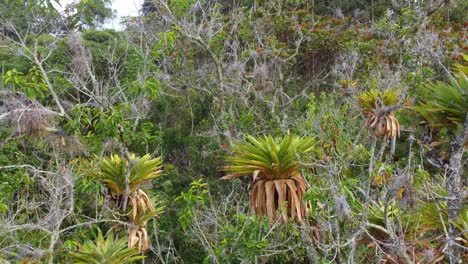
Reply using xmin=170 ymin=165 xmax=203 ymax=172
xmin=3 ymin=67 xmax=49 ymax=99
xmin=212 ymin=214 xmax=270 ymax=263
xmin=81 ymin=29 xmax=143 ymax=82
xmin=0 ymin=0 xmax=61 ymax=35
xmin=357 ymin=89 xmax=400 ymax=112
xmin=414 ymin=65 xmax=468 ymax=128
xmin=223 ymin=134 xmax=317 ymax=180
xmin=65 ymin=103 xmax=162 ymax=153
xmin=302 ymin=93 xmax=363 ymax=159
xmin=169 ymin=0 xmax=197 ymax=17
xmin=128 ymin=78 xmax=161 ymax=100
xmin=175 ymin=179 xmax=208 ymax=231
xmin=419 ymin=202 xmax=449 ymax=234
xmin=452 ymin=206 xmax=468 ymax=244
xmin=69 ymin=230 xmax=144 ymax=264
xmin=1 ymin=1 xmax=468 ymax=262
xmin=0 ymin=134 xmax=37 ymax=214
xmin=151 ymin=30 xmax=178 ymax=60
xmin=100 ymin=153 xmax=163 ymax=197
xmin=69 ymin=0 xmax=113 ymax=29
xmin=66 ymin=104 xmax=128 ymax=137
xmin=70 ymin=158 xmax=105 ymax=215
xmin=419 ymin=202 xmax=468 ymax=241
xmin=238 ymin=113 xmax=256 ymax=132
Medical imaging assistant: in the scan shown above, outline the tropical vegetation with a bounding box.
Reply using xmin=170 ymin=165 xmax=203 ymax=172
xmin=0 ymin=0 xmax=466 ymax=263
xmin=222 ymin=135 xmax=317 ymax=222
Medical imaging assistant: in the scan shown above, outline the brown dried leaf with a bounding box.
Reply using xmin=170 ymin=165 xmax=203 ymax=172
xmin=256 ymin=180 xmax=266 ymax=215
xmin=274 ymin=180 xmax=288 ymax=223
xmin=128 ymin=228 xmax=139 ymax=249
xmin=265 ymin=181 xmax=276 ymax=220
xmin=284 ymin=179 xmax=302 ymax=221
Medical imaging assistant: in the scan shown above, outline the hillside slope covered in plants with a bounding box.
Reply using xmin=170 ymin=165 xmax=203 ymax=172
xmin=0 ymin=0 xmax=467 ymax=263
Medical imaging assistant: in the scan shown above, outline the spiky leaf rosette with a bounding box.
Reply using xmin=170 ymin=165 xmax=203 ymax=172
xmin=419 ymin=203 xmax=468 ymax=246
xmin=69 ymin=230 xmax=144 ymax=264
xmin=222 ymin=135 xmax=316 ymax=180
xmin=99 ymin=153 xmax=163 ymax=252
xmin=414 ymin=70 xmax=467 ymax=129
xmin=100 ymin=154 xmax=163 ymax=198
xmin=222 ymin=135 xmax=316 ymax=222
xmin=357 ymin=89 xmax=401 ymax=138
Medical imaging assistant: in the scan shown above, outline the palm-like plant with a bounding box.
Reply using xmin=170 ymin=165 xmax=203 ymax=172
xmin=338 ymin=79 xmax=357 ymax=93
xmin=100 ymin=154 xmax=163 ymax=198
xmin=413 ymin=68 xmax=467 ymax=129
xmin=414 ymin=57 xmax=467 ymax=261
xmin=69 ymin=230 xmax=144 ymax=264
xmin=99 ymin=154 xmax=163 ymax=252
xmin=357 ymin=89 xmax=401 ymax=138
xmin=452 ymin=206 xmax=468 ymax=246
xmin=419 ymin=203 xmax=468 ymax=246
xmin=364 ymin=202 xmax=443 ymax=263
xmin=222 ymin=135 xmax=316 ymax=222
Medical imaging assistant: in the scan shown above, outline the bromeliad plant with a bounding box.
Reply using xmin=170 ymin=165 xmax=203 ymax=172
xmin=100 ymin=153 xmax=163 ymax=252
xmin=100 ymin=154 xmax=163 ymax=199
xmin=357 ymin=89 xmax=401 ymax=138
xmin=222 ymin=135 xmax=317 ymax=222
xmin=413 ymin=57 xmax=467 ymax=262
xmin=413 ymin=62 xmax=468 ymax=130
xmin=69 ymin=230 xmax=144 ymax=264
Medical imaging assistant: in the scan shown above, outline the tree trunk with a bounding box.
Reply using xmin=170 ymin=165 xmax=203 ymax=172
xmin=446 ymin=117 xmax=467 ymax=263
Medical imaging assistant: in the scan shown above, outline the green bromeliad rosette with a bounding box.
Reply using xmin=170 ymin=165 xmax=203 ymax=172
xmin=100 ymin=154 xmax=164 ymax=252
xmin=222 ymin=134 xmax=317 ymax=223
